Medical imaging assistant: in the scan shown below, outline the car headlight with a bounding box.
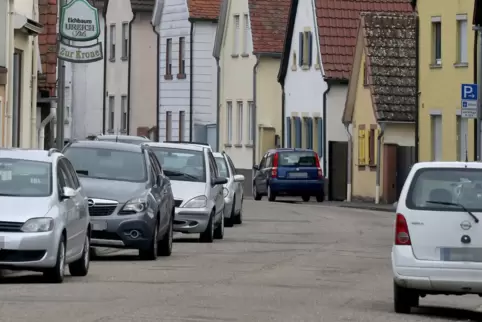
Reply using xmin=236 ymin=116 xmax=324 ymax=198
xmin=223 ymin=188 xmax=229 ymax=198
xmin=21 ymin=218 xmax=54 ymax=232
xmin=183 ymin=196 xmax=207 ymax=208
xmin=122 ymin=197 xmax=147 ymax=213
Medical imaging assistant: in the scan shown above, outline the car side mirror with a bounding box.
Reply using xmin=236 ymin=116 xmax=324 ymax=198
xmin=233 ymin=174 xmax=245 ymax=182
xmin=253 ymin=164 xmax=259 ymax=170
xmin=61 ymin=187 xmax=76 ymax=199
xmin=213 ymin=177 xmax=228 ymax=186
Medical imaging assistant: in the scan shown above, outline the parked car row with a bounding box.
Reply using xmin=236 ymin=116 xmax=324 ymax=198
xmin=0 ymin=137 xmax=244 ymax=283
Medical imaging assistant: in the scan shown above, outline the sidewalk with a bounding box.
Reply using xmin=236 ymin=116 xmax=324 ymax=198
xmin=334 ymin=201 xmax=394 ymax=212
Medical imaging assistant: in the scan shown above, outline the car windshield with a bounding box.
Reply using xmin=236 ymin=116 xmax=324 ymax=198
xmin=407 ymin=168 xmax=482 ymax=211
xmin=214 ymin=156 xmax=229 ymax=177
xmin=278 ymin=151 xmax=318 ymax=167
xmin=63 ymin=147 xmax=147 ymax=182
xmin=0 ymin=158 xmax=51 ymax=197
xmin=151 ymin=147 xmax=206 ymax=182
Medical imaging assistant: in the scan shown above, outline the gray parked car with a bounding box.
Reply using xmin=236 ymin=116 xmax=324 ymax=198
xmin=144 ymin=142 xmax=227 ymax=243
xmin=62 ymin=140 xmax=174 ymax=260
xmin=0 ymin=148 xmax=90 ymax=283
xmin=213 ymin=152 xmax=245 ymax=227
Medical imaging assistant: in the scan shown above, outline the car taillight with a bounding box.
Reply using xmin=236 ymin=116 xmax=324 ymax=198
xmin=271 ymin=152 xmax=278 ymax=178
xmin=395 ymin=213 xmax=411 ymax=245
xmin=315 ymin=153 xmax=323 ymax=178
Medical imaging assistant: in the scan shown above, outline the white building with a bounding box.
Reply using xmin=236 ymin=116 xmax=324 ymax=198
xmin=152 ymin=0 xmax=220 ymax=144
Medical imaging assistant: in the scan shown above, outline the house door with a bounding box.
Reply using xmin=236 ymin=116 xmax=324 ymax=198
xmin=396 ymin=146 xmax=416 ymax=199
xmin=328 ymin=141 xmax=348 ymax=201
xmin=12 ymin=50 xmax=22 ymax=147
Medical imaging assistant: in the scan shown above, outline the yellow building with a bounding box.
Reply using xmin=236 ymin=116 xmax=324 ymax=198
xmin=417 ymin=0 xmax=475 ymax=161
xmin=342 ymin=12 xmax=417 ymax=204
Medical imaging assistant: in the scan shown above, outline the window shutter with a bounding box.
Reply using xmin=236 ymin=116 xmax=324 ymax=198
xmin=365 ymin=129 xmax=371 ymax=165
xmin=308 ymin=32 xmax=313 ymax=67
xmin=306 ymin=118 xmax=313 ymax=149
xmin=317 ymin=118 xmax=323 ymax=157
xmin=358 ymin=128 xmax=365 ymax=165
xmin=286 ymin=117 xmax=292 ymax=148
xmin=299 ymin=32 xmax=304 ymax=66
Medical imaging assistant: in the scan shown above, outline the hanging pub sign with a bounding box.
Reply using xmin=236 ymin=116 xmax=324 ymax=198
xmin=57 ymin=41 xmax=103 ymax=63
xmin=60 ymin=0 xmax=100 ymax=41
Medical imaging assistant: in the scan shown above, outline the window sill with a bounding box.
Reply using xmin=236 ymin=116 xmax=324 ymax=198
xmin=429 ymin=64 xmax=442 ymax=69
xmin=224 ymin=143 xmax=232 ymax=147
xmin=109 ymin=58 xmax=115 ymax=62
xmin=164 ymin=74 xmax=173 ymax=80
xmin=241 ymin=53 xmax=249 ymax=57
xmin=245 ymin=143 xmax=253 ymax=148
xmin=177 ymin=73 xmax=186 ymax=79
xmin=231 ymin=54 xmax=239 ymax=58
xmin=314 ymin=64 xmax=320 ymax=70
xmin=291 ymin=65 xmax=297 ymax=71
xmin=121 ymin=56 xmax=128 ymax=61
xmin=454 ymin=62 xmax=469 ymax=68
xmin=234 ymin=143 xmax=243 ymax=148
xmin=301 ymin=65 xmax=310 ymax=70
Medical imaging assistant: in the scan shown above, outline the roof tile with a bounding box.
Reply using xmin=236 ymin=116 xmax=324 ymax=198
xmin=188 ymin=0 xmax=222 ymax=20
xmin=315 ymin=0 xmax=413 ymax=80
xmin=248 ymin=0 xmax=291 ymax=54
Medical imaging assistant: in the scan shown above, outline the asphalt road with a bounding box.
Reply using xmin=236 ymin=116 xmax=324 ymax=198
xmin=1 ymin=200 xmax=482 ymax=321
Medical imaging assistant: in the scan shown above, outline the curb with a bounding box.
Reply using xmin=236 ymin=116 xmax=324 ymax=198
xmin=338 ymin=204 xmax=392 ymax=212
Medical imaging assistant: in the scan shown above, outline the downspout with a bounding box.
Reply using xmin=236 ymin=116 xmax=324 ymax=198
xmin=252 ymin=55 xmax=260 ymax=172
xmin=126 ymin=13 xmax=136 ymax=135
xmin=474 ymin=25 xmax=478 ymax=159
xmin=281 ymin=86 xmax=285 ymax=147
xmin=215 ymin=57 xmax=220 ymax=151
xmin=152 ymin=23 xmax=160 ymax=141
xmin=322 ymin=82 xmax=331 ymax=176
xmin=189 ymin=22 xmax=194 ymax=141
xmin=344 ymin=124 xmax=352 ymax=202
xmin=101 ymin=7 xmax=107 ymax=134
xmin=37 ymin=107 xmax=56 ymax=149
xmin=31 ymin=39 xmax=38 ymax=147
xmin=414 ymin=16 xmax=420 ymax=162
xmin=375 ymin=123 xmax=385 ymax=204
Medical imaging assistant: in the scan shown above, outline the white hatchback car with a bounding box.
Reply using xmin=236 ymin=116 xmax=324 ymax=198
xmin=392 ymin=161 xmax=482 ymax=314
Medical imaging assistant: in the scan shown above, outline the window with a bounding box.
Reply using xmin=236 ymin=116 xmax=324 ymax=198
xmin=109 ymin=24 xmax=116 ymax=61
xmin=237 ymin=101 xmax=243 ymax=144
xmin=286 ymin=117 xmax=292 ymax=148
xmin=456 ymin=115 xmax=468 ymax=161
xmin=304 ymin=118 xmax=313 ymax=149
xmin=432 ymin=18 xmax=441 ymax=65
xmin=298 ymin=30 xmax=312 ymax=67
xmin=179 ymin=111 xmax=185 ymax=140
xmin=61 ymin=158 xmax=80 ymax=189
xmin=457 ymin=15 xmax=468 ymax=64
xmin=243 ymin=14 xmax=250 ymax=55
xmin=368 ymin=127 xmax=376 ymax=166
xmin=12 ymin=50 xmax=22 ymax=147
xmin=226 ymin=101 xmax=233 ymax=143
xmin=431 ymin=114 xmax=442 ymax=161
xmin=248 ymin=101 xmax=254 ymax=144
xmin=165 ymin=38 xmax=172 ymax=79
xmin=121 ymin=22 xmax=128 ymax=59
xmin=0 ymin=158 xmax=52 ymax=197
xmin=178 ymin=37 xmax=186 ymax=77
xmin=121 ymin=95 xmax=127 ymax=132
xmin=357 ymin=125 xmax=366 ymax=165
xmin=214 ymin=156 xmax=229 ymax=177
xmin=151 ymin=147 xmax=206 ymax=182
xmin=277 ymin=151 xmax=318 ymax=167
xmin=363 ymin=61 xmax=369 ymax=86
xmin=108 ymin=96 xmax=114 ymax=132
xmin=233 ymin=15 xmax=240 ymax=56
xmin=166 ymin=111 xmax=172 ymax=141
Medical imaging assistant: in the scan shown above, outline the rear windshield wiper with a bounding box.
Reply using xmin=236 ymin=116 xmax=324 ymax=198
xmin=426 ymin=200 xmax=479 ymax=223
xmin=163 ymin=170 xmax=199 ymax=181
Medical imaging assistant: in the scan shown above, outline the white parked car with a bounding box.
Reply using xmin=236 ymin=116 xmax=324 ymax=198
xmin=392 ymin=161 xmax=482 ymax=314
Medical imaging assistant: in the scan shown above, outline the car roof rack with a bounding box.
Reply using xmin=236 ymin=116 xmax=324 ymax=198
xmin=48 ymin=148 xmax=60 ymax=156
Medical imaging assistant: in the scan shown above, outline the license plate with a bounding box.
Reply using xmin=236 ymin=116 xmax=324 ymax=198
xmin=288 ymin=172 xmax=308 ymax=178
xmin=441 ymin=248 xmax=482 ymax=262
xmin=92 ymin=221 xmax=107 ymax=231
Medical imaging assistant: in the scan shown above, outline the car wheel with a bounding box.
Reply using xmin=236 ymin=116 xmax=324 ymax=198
xmin=44 ymin=236 xmax=66 ymax=283
xmin=200 ymin=211 xmax=214 ymax=243
xmin=214 ymin=213 xmax=224 ymax=239
xmin=158 ymin=213 xmax=173 ymax=257
xmin=302 ymin=195 xmax=310 ymax=202
xmin=139 ymin=222 xmax=159 ymax=261
xmin=234 ymin=197 xmax=243 ymax=225
xmin=267 ymin=185 xmax=276 ymax=202
xmin=225 ymin=197 xmax=235 ymax=227
xmin=69 ymin=234 xmax=90 ymax=276
xmin=253 ymin=184 xmax=262 ymax=200
xmin=316 ymin=190 xmax=325 ymax=202
xmin=393 ymin=281 xmax=418 ymax=314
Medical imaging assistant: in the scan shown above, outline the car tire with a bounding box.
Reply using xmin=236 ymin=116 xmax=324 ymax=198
xmin=267 ymin=185 xmax=276 ymax=202
xmin=253 ymin=184 xmax=262 ymax=200
xmin=200 ymin=211 xmax=215 ymax=243
xmin=225 ymin=198 xmax=235 ymax=227
xmin=234 ymin=197 xmax=243 ymax=225
xmin=393 ymin=281 xmax=418 ymax=314
xmin=158 ymin=213 xmax=173 ymax=257
xmin=214 ymin=213 xmax=224 ymax=239
xmin=316 ymin=190 xmax=325 ymax=202
xmin=302 ymin=195 xmax=310 ymax=202
xmin=44 ymin=236 xmax=66 ymax=283
xmin=69 ymin=234 xmax=90 ymax=277
xmin=139 ymin=222 xmax=159 ymax=261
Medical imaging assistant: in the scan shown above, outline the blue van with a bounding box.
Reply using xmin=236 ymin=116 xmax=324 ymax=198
xmin=252 ymin=148 xmax=324 ymax=202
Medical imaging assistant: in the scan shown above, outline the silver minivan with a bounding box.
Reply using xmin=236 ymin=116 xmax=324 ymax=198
xmin=144 ymin=142 xmax=227 ymax=242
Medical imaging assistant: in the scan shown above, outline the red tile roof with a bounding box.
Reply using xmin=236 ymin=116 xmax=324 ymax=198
xmin=315 ymin=0 xmax=413 ymax=80
xmin=248 ymin=0 xmax=291 ymax=54
xmin=188 ymin=0 xmax=222 ymax=20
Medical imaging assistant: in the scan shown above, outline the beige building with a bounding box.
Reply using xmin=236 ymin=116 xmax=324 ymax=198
xmin=0 ymin=0 xmax=42 ymax=148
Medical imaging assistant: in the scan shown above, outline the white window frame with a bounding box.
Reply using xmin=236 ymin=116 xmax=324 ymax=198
xmin=457 ymin=15 xmax=468 ymax=64
xmin=233 ymin=15 xmax=240 ymax=56
xmin=109 ymin=24 xmax=116 ymax=61
xmin=243 ymin=14 xmax=250 ymax=55
xmin=237 ymin=101 xmax=243 ymax=144
xmin=248 ymin=101 xmax=254 ymax=144
xmin=121 ymin=95 xmax=127 ymax=132
xmin=431 ymin=17 xmax=441 ymax=65
xmin=179 ymin=111 xmax=185 ymax=140
xmin=166 ymin=111 xmax=172 ymax=141
xmin=227 ymin=101 xmax=233 ymax=143
xmin=108 ymin=96 xmax=115 ymax=132
xmin=166 ymin=38 xmax=172 ymax=77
